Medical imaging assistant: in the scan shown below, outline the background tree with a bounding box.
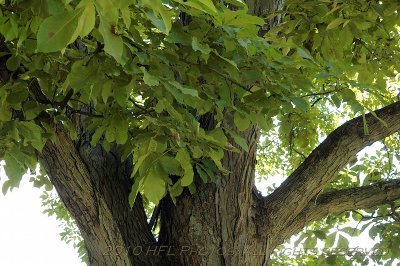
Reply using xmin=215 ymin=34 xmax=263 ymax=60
xmin=1 ymin=0 xmax=400 ymax=265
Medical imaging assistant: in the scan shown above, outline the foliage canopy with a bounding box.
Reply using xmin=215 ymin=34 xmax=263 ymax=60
xmin=1 ymin=0 xmax=400 ymax=265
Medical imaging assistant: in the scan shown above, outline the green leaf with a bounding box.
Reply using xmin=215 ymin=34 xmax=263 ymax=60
xmin=160 ymin=155 xmax=182 ymax=175
xmin=147 ymin=138 xmax=158 ymax=152
xmin=143 ymin=69 xmax=160 ymax=86
xmin=188 ymin=183 xmax=196 ymax=194
xmin=143 ymin=164 xmax=167 ymax=204
xmin=0 ymin=106 xmax=12 ymax=121
xmin=129 ymin=175 xmax=144 ymax=207
xmin=337 ymin=234 xmax=349 ymax=248
xmin=94 ymin=0 xmax=119 ymax=22
xmin=168 ymin=81 xmax=198 ymax=97
xmin=341 ymin=227 xmax=361 ymax=237
xmin=176 ymin=148 xmax=194 ymax=186
xmin=292 ymin=97 xmax=309 ymax=112
xmin=105 ymin=124 xmax=116 ymax=142
xmin=98 ymin=16 xmax=124 ymax=64
xmin=234 ymin=112 xmax=250 ymax=131
xmin=326 ymin=255 xmax=337 ymax=265
xmin=174 ymin=0 xmax=218 ymax=15
xmin=227 ymin=130 xmax=248 ymax=151
xmin=2 ymin=179 xmax=13 ymax=195
xmin=68 ymin=60 xmax=98 ymax=90
xmin=76 ymin=1 xmax=96 ymax=37
xmin=6 ymin=82 xmax=29 ymax=105
xmin=296 ymin=48 xmax=316 ymax=63
xmin=132 ymin=154 xmax=148 ymax=178
xmin=143 ymin=1 xmax=172 ymax=34
xmin=169 ymin=180 xmax=183 ymax=200
xmin=6 ymin=55 xmax=21 ymax=71
xmin=17 ymin=121 xmax=44 ymax=151
xmin=114 ymin=118 xmax=129 ymax=145
xmin=303 ymin=235 xmax=317 ymax=249
xmin=352 ymin=19 xmax=370 ymax=30
xmin=4 ymin=153 xmax=25 ymax=187
xmin=101 ymin=80 xmax=113 ymax=103
xmin=207 ymin=148 xmax=226 ymax=173
xmin=37 ymin=9 xmax=83 ymax=52
xmin=223 ymin=10 xmax=264 ymax=26
xmin=192 ymin=36 xmax=212 ymax=55
xmin=314 ymin=230 xmax=327 ymax=240
xmin=213 ymin=51 xmax=238 ymax=69
xmin=90 ymin=126 xmax=106 ymax=147
xmin=23 ymin=101 xmax=42 ymax=120
xmin=196 ymin=164 xmax=209 ymax=183
xmin=326 ymin=18 xmax=346 ymax=30
xmin=30 ymin=0 xmax=49 ymax=17
xmin=205 ymin=128 xmax=227 ymax=146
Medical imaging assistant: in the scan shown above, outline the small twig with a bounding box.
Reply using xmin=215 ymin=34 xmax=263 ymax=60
xmin=69 ymin=98 xmax=88 ymax=105
xmin=208 ymin=67 xmax=251 ymax=92
xmin=59 ymin=89 xmax=74 ymax=109
xmin=68 ymin=109 xmax=103 ymax=118
xmin=382 ymin=140 xmax=394 ymax=175
xmin=131 ymin=109 xmax=153 ymax=116
xmin=149 ymin=205 xmax=161 ymax=231
xmin=181 ymin=58 xmax=251 ymax=92
xmin=352 ymin=210 xmax=385 ymax=220
xmin=311 ymin=98 xmax=322 ymax=107
xmin=292 ymin=147 xmax=306 ymax=159
xmin=301 ymin=89 xmax=337 ymax=98
xmin=28 ymin=79 xmax=52 ymax=105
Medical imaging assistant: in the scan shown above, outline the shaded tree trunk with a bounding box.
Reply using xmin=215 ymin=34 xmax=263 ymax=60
xmin=33 ymin=1 xmax=400 ymax=266
xmin=38 ymin=96 xmax=400 ymax=266
xmin=40 ymin=122 xmax=274 ymax=265
xmin=38 ymin=1 xmax=285 ymax=265
xmin=1 ymin=0 xmax=400 ymax=265
xmin=158 ymin=124 xmax=269 ymax=265
xmin=40 ymin=126 xmax=159 ymax=265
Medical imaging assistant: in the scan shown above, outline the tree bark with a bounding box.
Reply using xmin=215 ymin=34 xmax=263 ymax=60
xmin=40 ymin=125 xmax=158 ymax=265
xmin=2 ymin=0 xmax=400 ymax=264
xmin=282 ymin=179 xmax=400 ymax=242
xmin=259 ymin=100 xmax=400 ymax=246
xmin=158 ymin=123 xmax=268 ymax=265
xmin=38 ymin=100 xmax=400 ymax=266
xmin=9 ymin=1 xmax=400 ymax=266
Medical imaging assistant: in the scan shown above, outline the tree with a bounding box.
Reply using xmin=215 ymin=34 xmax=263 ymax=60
xmin=1 ymin=0 xmax=400 ymax=265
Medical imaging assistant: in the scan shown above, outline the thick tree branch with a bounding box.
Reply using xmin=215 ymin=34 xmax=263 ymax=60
xmin=280 ymin=179 xmax=400 ymax=242
xmin=40 ymin=126 xmax=157 ymax=265
xmin=261 ymin=101 xmax=400 ymax=234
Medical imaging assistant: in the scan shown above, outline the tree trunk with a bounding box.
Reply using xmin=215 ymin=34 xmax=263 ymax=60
xmin=40 ymin=123 xmax=274 ymax=265
xmin=158 ymin=124 xmax=271 ymax=265
xmin=37 ymin=1 xmax=285 ymax=265
xmin=36 ymin=101 xmax=400 ymax=266
xmin=34 ymin=1 xmax=400 ymax=264
xmin=40 ymin=125 xmax=159 ymax=265
xmin=4 ymin=0 xmax=400 ymax=265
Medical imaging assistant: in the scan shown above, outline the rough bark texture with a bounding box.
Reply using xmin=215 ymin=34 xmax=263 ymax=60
xmin=260 ymin=100 xmax=400 ymax=249
xmin=15 ymin=1 xmax=400 ymax=266
xmin=158 ymin=122 xmax=265 ymax=265
xmin=283 ymin=179 xmax=400 ymax=242
xmin=39 ymin=100 xmax=400 ymax=265
xmin=40 ymin=126 xmax=158 ymax=265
